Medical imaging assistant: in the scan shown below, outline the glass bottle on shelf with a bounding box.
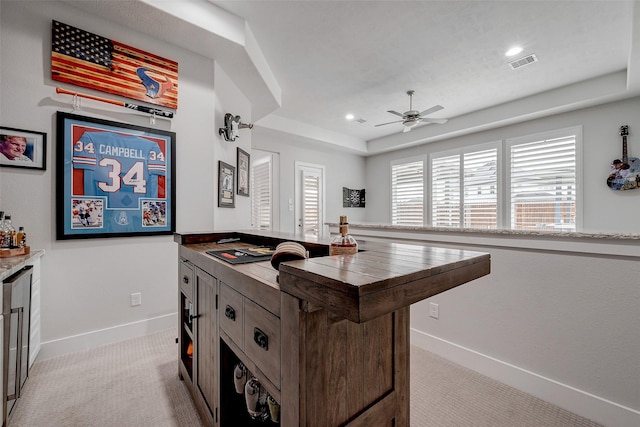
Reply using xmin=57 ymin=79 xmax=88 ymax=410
xmin=0 ymin=211 xmax=7 ymax=249
xmin=17 ymin=227 xmax=26 ymax=248
xmin=329 ymin=215 xmax=358 ymax=255
xmin=4 ymin=214 xmax=16 ymax=248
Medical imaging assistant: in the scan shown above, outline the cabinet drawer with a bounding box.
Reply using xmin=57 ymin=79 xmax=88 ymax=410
xmin=219 ymin=282 xmax=243 ymax=349
xmin=179 ymin=261 xmax=194 ymax=301
xmin=244 ymin=298 xmax=281 ymax=388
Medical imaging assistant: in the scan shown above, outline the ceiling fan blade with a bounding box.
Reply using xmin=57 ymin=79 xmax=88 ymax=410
xmin=375 ymin=120 xmax=404 ymax=127
xmin=387 ymin=110 xmax=405 ymax=118
xmin=421 ymin=117 xmax=448 ymax=124
xmin=419 ymin=105 xmax=444 ymax=116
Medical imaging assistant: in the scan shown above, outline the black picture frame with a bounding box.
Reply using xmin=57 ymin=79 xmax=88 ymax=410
xmin=218 ymin=161 xmax=235 ymax=207
xmin=0 ymin=126 xmax=47 ymax=170
xmin=237 ymin=147 xmax=250 ymax=197
xmin=343 ymin=187 xmax=366 ymax=207
xmin=56 ymin=112 xmax=176 ymax=239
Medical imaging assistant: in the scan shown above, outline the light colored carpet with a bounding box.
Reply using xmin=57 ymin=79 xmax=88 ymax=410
xmin=409 ymin=345 xmax=602 ymax=427
xmin=9 ymin=328 xmax=602 ymax=426
xmin=10 ymin=329 xmax=203 ymax=427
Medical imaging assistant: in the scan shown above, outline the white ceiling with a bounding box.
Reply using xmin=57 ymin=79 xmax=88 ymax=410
xmin=65 ymin=0 xmax=640 ymax=155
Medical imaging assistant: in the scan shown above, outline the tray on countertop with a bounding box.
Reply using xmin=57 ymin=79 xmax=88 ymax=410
xmin=0 ymin=246 xmax=30 ymax=258
xmin=206 ymin=248 xmax=274 ymax=264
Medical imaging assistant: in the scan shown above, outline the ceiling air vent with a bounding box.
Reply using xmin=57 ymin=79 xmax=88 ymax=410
xmin=509 ymin=54 xmax=538 ymax=70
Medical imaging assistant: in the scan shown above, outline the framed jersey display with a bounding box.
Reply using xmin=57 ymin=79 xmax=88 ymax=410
xmin=56 ymin=112 xmax=176 ymax=239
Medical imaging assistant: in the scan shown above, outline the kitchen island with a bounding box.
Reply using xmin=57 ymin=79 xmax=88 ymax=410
xmin=175 ymin=231 xmax=490 ymax=427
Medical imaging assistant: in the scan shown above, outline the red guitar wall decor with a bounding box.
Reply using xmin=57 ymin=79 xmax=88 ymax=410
xmin=607 ymin=125 xmax=639 ymax=190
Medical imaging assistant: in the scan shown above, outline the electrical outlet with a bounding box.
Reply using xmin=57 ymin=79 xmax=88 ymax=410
xmin=429 ymin=302 xmax=439 ymax=319
xmin=130 ymin=292 xmax=142 ymax=307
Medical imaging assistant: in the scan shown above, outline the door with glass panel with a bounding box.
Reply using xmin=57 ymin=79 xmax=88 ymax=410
xmin=294 ymin=162 xmax=325 ymax=237
xmin=251 ymin=150 xmax=279 ymax=231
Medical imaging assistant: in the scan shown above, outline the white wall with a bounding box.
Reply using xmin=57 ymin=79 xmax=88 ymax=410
xmin=0 ymin=0 xmax=249 ymax=357
xmin=213 ymin=62 xmax=252 ymax=231
xmin=362 ymin=97 xmax=640 ymax=426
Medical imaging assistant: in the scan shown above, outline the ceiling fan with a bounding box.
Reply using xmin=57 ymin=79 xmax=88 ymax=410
xmin=375 ymin=90 xmax=448 ymax=132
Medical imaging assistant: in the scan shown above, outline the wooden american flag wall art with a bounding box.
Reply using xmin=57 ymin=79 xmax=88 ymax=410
xmin=51 ymin=20 xmax=178 ymax=110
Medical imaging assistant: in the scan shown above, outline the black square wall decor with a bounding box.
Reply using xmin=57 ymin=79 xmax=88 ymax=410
xmin=343 ymin=187 xmax=365 ymax=207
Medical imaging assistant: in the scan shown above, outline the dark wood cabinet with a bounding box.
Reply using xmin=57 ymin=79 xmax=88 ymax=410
xmin=176 ymin=231 xmax=490 ymax=427
xmin=178 ymin=260 xmax=218 ymax=426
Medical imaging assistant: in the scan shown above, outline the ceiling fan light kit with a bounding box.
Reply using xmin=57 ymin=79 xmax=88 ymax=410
xmin=375 ymin=90 xmax=448 ymax=132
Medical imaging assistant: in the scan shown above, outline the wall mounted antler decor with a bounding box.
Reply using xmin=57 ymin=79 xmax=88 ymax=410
xmin=219 ymin=113 xmax=253 ymax=142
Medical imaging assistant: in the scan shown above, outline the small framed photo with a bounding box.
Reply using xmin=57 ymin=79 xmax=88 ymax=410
xmin=0 ymin=126 xmax=47 ymax=170
xmin=218 ymin=161 xmax=235 ymax=207
xmin=237 ymin=147 xmax=250 ymax=197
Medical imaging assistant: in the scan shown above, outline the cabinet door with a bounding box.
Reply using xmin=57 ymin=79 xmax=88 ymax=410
xmin=195 ymin=268 xmax=217 ymax=425
xmin=179 ymin=260 xmax=195 ymax=380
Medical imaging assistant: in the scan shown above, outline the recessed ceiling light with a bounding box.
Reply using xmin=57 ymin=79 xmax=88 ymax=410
xmin=345 ymin=114 xmax=355 ymax=121
xmin=505 ymin=46 xmax=523 ymax=57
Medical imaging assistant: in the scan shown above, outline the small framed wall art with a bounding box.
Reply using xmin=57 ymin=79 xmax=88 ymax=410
xmin=343 ymin=187 xmax=366 ymax=207
xmin=237 ymin=147 xmax=250 ymax=196
xmin=218 ymin=161 xmax=236 ymax=207
xmin=56 ymin=112 xmax=176 ymax=239
xmin=0 ymin=126 xmax=47 ymax=170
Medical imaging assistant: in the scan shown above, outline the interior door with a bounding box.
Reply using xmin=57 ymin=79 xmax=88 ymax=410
xmin=294 ymin=162 xmax=325 ymax=237
xmin=251 ymin=150 xmax=279 ymax=231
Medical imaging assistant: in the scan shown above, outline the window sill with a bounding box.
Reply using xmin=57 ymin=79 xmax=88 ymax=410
xmin=326 ymin=223 xmax=640 ymax=258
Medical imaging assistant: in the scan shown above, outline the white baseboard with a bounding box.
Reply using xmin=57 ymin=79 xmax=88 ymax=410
xmin=38 ymin=312 xmax=178 ymax=361
xmin=411 ymin=329 xmax=640 ymax=427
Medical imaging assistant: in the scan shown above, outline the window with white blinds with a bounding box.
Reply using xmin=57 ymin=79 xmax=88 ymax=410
xmin=391 ymin=127 xmax=579 ymax=231
xmin=251 ymin=159 xmax=271 ymax=230
xmin=431 ymin=147 xmax=498 ymax=228
xmin=391 ymin=160 xmax=424 ymax=225
xmin=508 ymin=132 xmax=577 ymax=231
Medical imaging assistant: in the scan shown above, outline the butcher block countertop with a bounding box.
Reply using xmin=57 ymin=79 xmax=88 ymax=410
xmin=175 ymin=231 xmax=490 ymax=323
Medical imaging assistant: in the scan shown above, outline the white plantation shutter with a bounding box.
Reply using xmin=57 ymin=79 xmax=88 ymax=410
xmin=464 ymin=149 xmax=498 ymax=229
xmin=509 ymin=134 xmax=576 ymax=231
xmin=430 ymin=146 xmax=498 ymax=228
xmin=431 ymin=155 xmax=460 ymax=227
xmin=303 ymin=171 xmax=321 ymax=236
xmin=251 ymin=159 xmax=271 ymax=230
xmin=391 ymin=160 xmax=424 ymax=225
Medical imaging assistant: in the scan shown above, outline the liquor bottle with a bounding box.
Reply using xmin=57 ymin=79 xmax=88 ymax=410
xmin=329 ymin=215 xmax=358 ymax=255
xmin=0 ymin=211 xmax=7 ymax=249
xmin=16 ymin=226 xmax=26 ymax=248
xmin=4 ymin=214 xmax=16 ymax=248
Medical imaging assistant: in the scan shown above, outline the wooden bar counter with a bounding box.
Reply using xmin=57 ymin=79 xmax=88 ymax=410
xmin=175 ymin=231 xmax=490 ymax=427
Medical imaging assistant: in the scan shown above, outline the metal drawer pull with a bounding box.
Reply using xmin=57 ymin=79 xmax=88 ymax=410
xmin=183 ymin=275 xmax=189 ymax=284
xmin=254 ymin=327 xmax=268 ymax=351
xmin=225 ymin=305 xmax=236 ymax=321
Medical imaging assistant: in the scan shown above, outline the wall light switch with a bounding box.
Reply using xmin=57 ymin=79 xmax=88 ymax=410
xmin=429 ymin=302 xmax=439 ymax=319
xmin=131 ymin=292 xmax=142 ymax=307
